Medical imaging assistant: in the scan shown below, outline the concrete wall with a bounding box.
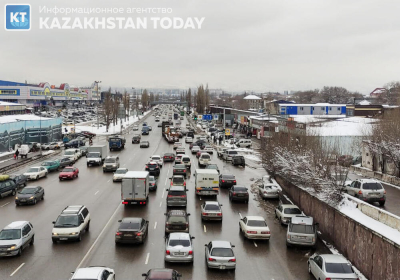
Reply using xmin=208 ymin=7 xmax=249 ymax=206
xmin=275 ymin=175 xmax=400 ymax=280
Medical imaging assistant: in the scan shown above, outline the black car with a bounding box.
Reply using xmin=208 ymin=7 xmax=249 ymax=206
xmin=219 ymin=174 xmax=237 ymax=188
xmin=140 ymin=141 xmax=150 ymax=148
xmin=163 ymin=153 xmax=175 ymax=162
xmin=65 ymin=139 xmax=84 ymax=148
xmin=59 ymin=157 xmax=74 ymax=168
xmin=15 ymin=186 xmax=45 ymax=206
xmin=173 ymin=164 xmax=187 ymax=178
xmin=9 ymin=174 xmax=27 ymax=188
xmin=232 ymin=155 xmax=245 ymax=167
xmin=142 ymin=128 xmax=150 ymax=135
xmin=164 ymin=210 xmax=190 ymax=234
xmin=187 ymin=131 xmax=194 ymax=138
xmin=142 ymin=269 xmax=182 ymax=280
xmin=0 ymin=178 xmax=18 ymax=198
xmin=189 ymin=140 xmax=206 ymax=150
xmin=229 ymin=186 xmax=249 ymax=203
xmin=132 ymin=134 xmax=141 ymax=144
xmin=115 ymin=217 xmax=149 ymax=245
xmin=145 ymin=162 xmax=160 ymax=176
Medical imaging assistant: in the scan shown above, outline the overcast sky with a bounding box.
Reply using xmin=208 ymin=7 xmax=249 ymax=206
xmin=1 ymin=0 xmax=399 ymax=94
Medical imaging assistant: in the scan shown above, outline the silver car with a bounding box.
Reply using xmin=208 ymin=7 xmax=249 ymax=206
xmin=259 ymin=177 xmax=281 ymax=199
xmin=308 ymin=254 xmax=358 ymax=280
xmin=165 ymin=233 xmax=194 ymax=263
xmin=113 ymin=168 xmax=128 ymax=182
xmin=345 ymin=179 xmax=386 ymax=206
xmin=201 ymin=201 xmax=223 ymax=221
xmin=205 ymin=241 xmax=236 ymax=270
xmin=0 ymin=221 xmax=34 ymax=257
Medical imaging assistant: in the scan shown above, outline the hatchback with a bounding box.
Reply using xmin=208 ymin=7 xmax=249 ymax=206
xmin=164 ymin=153 xmax=175 ymax=162
xmin=201 ymin=201 xmax=223 ymax=221
xmin=15 ymin=186 xmax=44 ymax=206
xmin=149 ymin=176 xmax=157 ymax=191
xmin=173 ymin=164 xmax=187 ymax=178
xmin=165 ymin=233 xmax=194 ymax=263
xmin=166 ymin=186 xmax=187 ymax=207
xmin=140 ymin=141 xmax=150 ymax=148
xmin=205 ymin=241 xmax=236 ymax=270
xmin=345 ymin=179 xmax=386 ymax=206
xmin=145 ymin=162 xmax=160 ymax=176
xmin=170 ymin=175 xmax=186 ymax=187
xmin=164 ymin=210 xmax=190 ymax=234
xmin=115 ymin=217 xmax=149 ymax=245
xmin=71 ymin=267 xmax=115 ymax=280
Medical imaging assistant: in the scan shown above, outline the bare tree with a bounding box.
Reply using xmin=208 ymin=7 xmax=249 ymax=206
xmin=103 ymin=89 xmax=113 ymax=132
xmin=141 ymin=89 xmax=149 ymax=110
xmin=122 ymin=90 xmax=130 ymax=121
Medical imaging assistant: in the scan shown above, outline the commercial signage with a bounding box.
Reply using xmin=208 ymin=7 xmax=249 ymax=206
xmin=214 ymin=114 xmax=219 ymax=120
xmin=202 ymin=114 xmax=212 ymax=121
xmin=225 ymin=128 xmax=231 ymax=135
xmin=0 ymin=89 xmax=20 ymax=96
xmin=30 ymin=83 xmax=87 ymax=99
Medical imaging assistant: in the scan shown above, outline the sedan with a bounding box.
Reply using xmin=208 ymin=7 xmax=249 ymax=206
xmin=239 ymin=216 xmax=271 ymax=240
xmin=150 ymin=155 xmax=163 ymax=167
xmin=229 ymin=186 xmax=249 ymax=203
xmin=149 ymin=176 xmax=157 ymax=191
xmin=59 ymin=157 xmax=74 ymax=168
xmin=259 ymin=182 xmax=280 ymax=199
xmin=41 ymin=160 xmax=60 ymax=172
xmin=163 ymin=153 xmax=175 ymax=162
xmin=191 ymin=145 xmax=200 ymax=154
xmin=201 ymin=201 xmax=223 ymax=221
xmin=115 ymin=217 xmax=149 ymax=244
xmin=308 ymin=254 xmax=358 ymax=280
xmin=173 ymin=164 xmax=187 ymax=178
xmin=71 ymin=267 xmax=115 ymax=280
xmin=185 ymin=137 xmax=193 ymax=143
xmin=219 ymin=174 xmax=236 ymax=188
xmin=173 ymin=142 xmax=182 ymax=150
xmin=59 ymin=167 xmax=79 ymax=180
xmin=165 ymin=233 xmax=194 ymax=263
xmin=275 ymin=204 xmax=303 ymax=225
xmin=140 ymin=141 xmax=150 ymax=148
xmin=113 ymin=168 xmax=128 ymax=182
xmin=15 ymin=186 xmax=45 ymax=206
xmin=205 ymin=241 xmax=236 ymax=270
xmin=142 ymin=269 xmax=182 ymax=280
xmin=203 ymin=146 xmax=213 ymax=154
xmin=23 ymin=167 xmax=48 ymax=181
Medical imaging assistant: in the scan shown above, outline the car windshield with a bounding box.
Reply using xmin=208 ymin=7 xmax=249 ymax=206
xmin=175 ymin=164 xmax=186 ymax=169
xmin=168 ymin=191 xmax=185 ymax=196
xmin=201 ymin=154 xmax=210 ymax=159
xmin=55 ymin=215 xmax=80 ymax=227
xmin=229 ymin=151 xmax=238 ymax=155
xmin=182 ymin=158 xmax=190 ymax=162
xmin=119 ymin=222 xmax=140 ymax=230
xmin=169 ymin=239 xmax=190 ymax=247
xmin=62 ymin=168 xmax=73 ymax=172
xmin=19 ymin=188 xmax=36 ymax=194
xmin=0 ymin=229 xmax=21 ymax=240
xmin=167 ymin=216 xmax=186 ymax=223
xmin=42 ymin=162 xmax=53 ymax=166
xmin=290 ymin=224 xmax=314 ymax=234
xmin=105 ymin=158 xmax=116 ymax=163
xmin=87 ymin=153 xmax=100 ymax=158
xmin=234 ymin=187 xmax=247 ymax=192
xmin=64 ymin=151 xmax=74 ymax=155
xmin=211 ymin=248 xmax=234 ymax=257
xmin=207 ymin=165 xmax=218 ymax=169
xmin=284 ymin=208 xmax=302 ymax=214
xmin=247 ymin=220 xmax=267 ymax=227
xmin=27 ymin=168 xmax=39 ymax=172
xmin=152 ymin=157 xmax=161 ymax=161
xmin=115 ymin=169 xmax=127 ymax=174
xmin=193 ymin=146 xmax=200 ymax=149
xmin=205 ymin=204 xmax=220 ymax=211
xmin=172 ymin=177 xmax=184 ymax=184
xmin=362 ymin=183 xmax=383 ymax=190
xmin=325 ymin=262 xmax=354 ymax=274
xmin=61 ymin=158 xmax=70 ymax=162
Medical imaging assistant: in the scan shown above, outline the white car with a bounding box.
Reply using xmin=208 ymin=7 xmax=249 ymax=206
xmin=150 ymin=155 xmax=163 ymax=167
xmin=70 ymin=267 xmax=115 ymax=280
xmin=113 ymin=168 xmax=128 ymax=182
xmin=173 ymin=142 xmax=182 ymax=150
xmin=275 ymin=204 xmax=303 ymax=225
xmin=133 ymin=125 xmax=139 ymax=131
xmin=191 ymin=145 xmax=200 ymax=154
xmin=165 ymin=232 xmax=194 ymax=263
xmin=185 ymin=137 xmax=193 ymax=143
xmin=63 ymin=149 xmax=79 ymax=162
xmin=259 ymin=176 xmax=281 ymax=199
xmin=308 ymin=254 xmax=358 ymax=280
xmin=23 ymin=166 xmax=48 ymax=180
xmin=0 ymin=221 xmax=35 ymax=257
xmin=239 ymin=216 xmax=271 ymax=240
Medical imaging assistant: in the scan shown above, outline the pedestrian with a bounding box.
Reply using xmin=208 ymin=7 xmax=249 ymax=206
xmin=15 ymin=149 xmax=19 ymax=159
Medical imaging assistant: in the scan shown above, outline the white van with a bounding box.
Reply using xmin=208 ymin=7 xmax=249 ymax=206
xmin=286 ymin=216 xmax=318 ymax=248
xmin=63 ymin=148 xmax=80 ymax=163
xmin=194 ymin=169 xmax=219 ymax=196
xmin=237 ymin=139 xmax=252 ymax=148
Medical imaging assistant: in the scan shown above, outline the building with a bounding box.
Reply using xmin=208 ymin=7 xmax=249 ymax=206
xmin=346 ymin=104 xmax=384 ymax=117
xmin=264 ymin=100 xmax=294 ymax=114
xmin=278 ymin=103 xmax=346 ymax=115
xmin=362 ymin=141 xmax=399 ymax=177
xmin=0 ymin=101 xmax=26 ymax=115
xmin=243 ymin=95 xmax=262 ymax=110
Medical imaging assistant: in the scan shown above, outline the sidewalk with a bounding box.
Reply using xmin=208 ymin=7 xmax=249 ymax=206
xmin=0 ymin=151 xmax=42 ymax=170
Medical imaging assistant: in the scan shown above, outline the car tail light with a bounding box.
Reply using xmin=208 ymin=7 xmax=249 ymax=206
xmin=358 ymin=190 xmax=363 ymax=195
xmin=233 ymin=180 xmax=236 ymax=183
xmin=166 ymin=250 xmax=170 ymax=255
xmin=170 ymin=182 xmax=173 ymax=186
xmin=136 ymin=232 xmax=142 ymax=236
xmin=222 ymin=180 xmax=225 ymax=183
xmin=145 ymin=165 xmax=148 ymax=168
xmin=217 ymin=213 xmax=222 ymax=216
xmin=167 ymin=195 xmax=173 ymax=197
xmin=140 ymin=201 xmax=146 ymax=205
xmin=189 ymin=250 xmax=193 ymax=255
xmin=180 ymin=195 xmax=186 ymax=198
xmin=116 ymin=232 xmax=122 ymax=236
xmin=203 ymin=213 xmax=208 ymax=216
xmin=384 ymin=190 xmax=386 ymax=194
xmin=166 ymin=222 xmax=169 ymax=226
xmin=208 ymin=258 xmax=216 ymax=261
xmin=184 ymin=182 xmax=186 ymax=186
xmin=174 ymin=169 xmax=177 ymax=172
xmin=233 ymin=192 xmax=236 ymax=195
xmin=122 ymin=201 xmax=128 ymax=205
xmin=247 ymin=231 xmax=257 ymax=234
xmin=186 ymin=222 xmax=189 ymax=227
xmin=261 ymin=231 xmax=270 ymax=234
xmin=325 ymin=278 xmax=331 ymax=280
xmin=229 ymin=258 xmax=236 ymax=262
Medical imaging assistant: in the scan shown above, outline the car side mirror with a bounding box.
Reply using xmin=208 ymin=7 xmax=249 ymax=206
xmin=231 ymin=245 xmax=235 ymax=248
xmin=52 ymin=221 xmax=55 ymax=224
xmin=187 ymin=213 xmax=191 ymax=216
xmin=166 ymin=189 xmax=169 ymax=191
xmin=118 ymin=220 xmax=122 ymax=222
xmin=142 ymin=273 xmax=148 ymax=277
xmin=204 ymin=244 xmax=207 ymax=246
xmin=177 ymin=273 xmax=182 ymax=277
xmin=220 ymin=204 xmax=223 ymax=206
xmin=191 ymin=236 xmax=195 ymax=239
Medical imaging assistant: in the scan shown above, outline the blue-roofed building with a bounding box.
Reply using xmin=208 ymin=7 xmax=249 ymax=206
xmin=278 ymin=103 xmax=346 ymax=116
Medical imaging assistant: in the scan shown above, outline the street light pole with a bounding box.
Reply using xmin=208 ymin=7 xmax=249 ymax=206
xmin=39 ymin=110 xmax=42 ymax=155
xmin=223 ymin=107 xmax=226 ymax=143
xmin=95 ymin=81 xmax=102 ymax=129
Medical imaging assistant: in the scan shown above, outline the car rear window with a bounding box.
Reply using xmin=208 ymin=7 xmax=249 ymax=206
xmin=325 ymin=262 xmax=354 ymax=274
xmin=105 ymin=158 xmax=116 ymax=163
xmin=168 ymin=191 xmax=186 ymax=196
xmin=182 ymin=158 xmax=190 ymax=162
xmin=201 ymin=154 xmax=210 ymax=159
xmin=169 ymin=239 xmax=190 ymax=247
xmin=211 ymin=248 xmax=234 ymax=257
xmin=222 ymin=175 xmax=235 ymax=180
xmin=173 ymin=177 xmax=184 ymax=184
xmin=290 ymin=224 xmax=314 ymax=234
xmin=175 ymin=164 xmax=186 ymax=168
xmin=247 ymin=220 xmax=267 ymax=227
xmin=284 ymin=208 xmax=302 ymax=214
xmin=228 ymin=151 xmax=238 ymax=155
xmin=167 ymin=216 xmax=186 ymax=223
xmin=205 ymin=204 xmax=220 ymax=211
xmin=119 ymin=222 xmax=140 ymax=230
xmin=233 ymin=187 xmax=246 ymax=192
xmin=362 ymin=183 xmax=383 ymax=190
xmin=148 ymin=164 xmax=158 ymax=168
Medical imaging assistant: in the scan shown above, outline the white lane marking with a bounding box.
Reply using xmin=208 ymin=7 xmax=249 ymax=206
xmin=145 ymin=253 xmax=150 ymax=265
xmin=253 ymin=241 xmax=258 ymax=248
xmin=1 ymin=202 xmax=10 ymax=208
xmin=199 ymin=197 xmax=202 ymax=201
xmin=76 ymin=203 xmax=122 ymax=270
xmin=10 ymin=263 xmax=25 ymax=276
xmin=94 ymin=191 xmax=99 ymax=195
xmin=204 ymin=225 xmax=207 ymax=233
xmin=159 ymin=201 xmax=162 ymax=207
xmin=154 ymin=222 xmax=157 ymax=230
xmin=167 ymin=169 xmax=170 ymax=177
xmin=161 ymin=188 xmax=165 ymax=199
xmin=107 ymin=179 xmax=111 ymax=183
xmin=239 ymin=213 xmax=243 ymax=219
xmin=165 ymin=177 xmax=168 ymax=185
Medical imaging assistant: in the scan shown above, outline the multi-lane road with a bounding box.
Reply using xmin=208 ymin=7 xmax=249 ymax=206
xmin=0 ymin=113 xmax=330 ymax=280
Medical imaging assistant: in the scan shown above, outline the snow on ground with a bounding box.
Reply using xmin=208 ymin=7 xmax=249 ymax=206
xmin=0 ymin=114 xmax=55 ymax=124
xmin=339 ymin=198 xmax=400 ymax=245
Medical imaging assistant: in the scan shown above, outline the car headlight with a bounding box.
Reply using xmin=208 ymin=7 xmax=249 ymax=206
xmin=70 ymin=232 xmax=78 ymax=235
xmin=52 ymin=233 xmax=58 ymax=236
xmin=103 ymin=164 xmax=106 ymax=167
xmin=29 ymin=196 xmax=35 ymax=200
xmin=15 ymin=196 xmax=18 ymax=200
xmin=8 ymin=246 xmax=16 ymax=251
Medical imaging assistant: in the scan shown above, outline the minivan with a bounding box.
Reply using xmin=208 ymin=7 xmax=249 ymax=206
xmin=103 ymin=156 xmax=120 ymax=172
xmin=237 ymin=139 xmax=252 ymax=148
xmin=286 ymin=216 xmax=317 ymax=248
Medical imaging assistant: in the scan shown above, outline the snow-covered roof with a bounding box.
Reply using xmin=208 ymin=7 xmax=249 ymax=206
xmin=306 ymin=117 xmax=377 ymax=136
xmin=0 ymin=101 xmax=25 ymax=106
xmin=289 ymin=115 xmax=346 ymax=123
xmin=0 ymin=114 xmax=54 ymax=124
xmin=358 ymin=100 xmax=371 ymax=105
xmin=243 ymin=95 xmax=261 ymax=100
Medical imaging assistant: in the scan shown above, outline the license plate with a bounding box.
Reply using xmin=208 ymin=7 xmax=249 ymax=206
xmin=220 ymin=265 xmax=225 ymax=269
xmin=297 ymin=236 xmax=306 ymax=239
xmin=175 ymin=252 xmax=185 ymax=256
xmin=150 ymin=168 xmax=154 ymax=171
xmin=21 ymin=199 xmax=26 ymax=202
xmin=238 ymin=194 xmax=244 ymax=197
xmin=125 ymin=234 xmax=133 ymax=237
xmin=60 ymin=238 xmax=68 ymax=241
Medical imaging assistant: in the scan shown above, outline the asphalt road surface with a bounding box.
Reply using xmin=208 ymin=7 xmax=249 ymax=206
xmin=0 ymin=113 xmax=330 ymax=280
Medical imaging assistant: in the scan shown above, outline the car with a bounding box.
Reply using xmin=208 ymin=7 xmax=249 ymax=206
xmin=164 ymin=210 xmax=190 ymax=234
xmin=204 ymin=241 xmax=236 ymax=270
xmin=219 ymin=174 xmax=236 ymax=188
xmin=133 ymin=125 xmax=139 ymax=131
xmin=145 ymin=162 xmax=161 ymax=176
xmin=173 ymin=142 xmax=182 ymax=150
xmin=231 ymin=155 xmax=245 ymax=167
xmin=79 ymin=146 xmax=88 ymax=156
xmin=166 ymin=186 xmax=187 ymax=208
xmin=229 ymin=186 xmax=249 ymax=203
xmin=41 ymin=142 xmax=59 ymax=150
xmin=132 ymin=134 xmax=141 ymax=144
xmin=150 ymin=155 xmax=163 ymax=167
xmin=59 ymin=157 xmax=74 ymax=168
xmin=23 ymin=166 xmax=48 ymax=181
xmin=163 ymin=153 xmax=175 ymax=162
xmin=103 ymin=156 xmax=120 ymax=172
xmin=185 ymin=137 xmax=193 ymax=143
xmin=175 ymin=154 xmax=183 ymax=164
xmin=170 ymin=175 xmax=186 ymax=187
xmin=81 ymin=131 xmax=97 ymax=137
xmin=52 ymin=205 xmax=90 ymax=243
xmin=203 ymin=145 xmax=213 ymax=154
xmin=201 ymin=201 xmax=223 ymax=221
xmin=155 ymin=118 xmax=160 ymax=122
xmin=15 ymin=186 xmax=44 ymax=206
xmin=142 ymin=269 xmax=182 ymax=280
xmin=191 ymin=145 xmax=200 ymax=154
xmin=115 ymin=217 xmax=149 ymax=244
xmin=287 ymin=216 xmax=317 ymax=247
xmin=175 ymin=148 xmax=185 ymax=155
xmin=63 ymin=148 xmax=80 ymax=162
xmin=308 ymin=254 xmax=358 ymax=280
xmin=65 ymin=139 xmax=85 ymax=149
xmin=149 ymin=176 xmax=157 ymax=191
xmin=222 ymin=149 xmax=239 ymax=161
xmin=147 ymin=125 xmax=152 ymax=131
xmin=181 ymin=155 xmax=191 ymax=170
xmin=275 ymin=204 xmax=303 ymax=225
xmin=345 ymin=179 xmax=386 ymax=206
xmin=113 ymin=168 xmax=128 ymax=182
xmin=41 ymin=160 xmax=61 ymax=172
xmin=198 ymin=153 xmax=211 ymax=167
xmin=0 ymin=221 xmax=34 ymax=257
xmin=70 ymin=267 xmax=115 ymax=280
xmin=217 ymin=147 xmax=228 ymax=158
xmin=9 ymin=174 xmax=27 ymax=188
xmin=239 ymin=216 xmax=271 ymax=240
xmin=59 ymin=167 xmax=79 ymax=180
xmin=140 ymin=141 xmax=150 ymax=148
xmin=172 ymin=164 xmax=187 ymax=178
xmin=259 ymin=176 xmax=281 ymax=199
xmin=142 ymin=127 xmax=150 ymax=135
xmin=205 ymin=164 xmax=220 ymax=174
xmin=165 ymin=233 xmax=194 ymax=263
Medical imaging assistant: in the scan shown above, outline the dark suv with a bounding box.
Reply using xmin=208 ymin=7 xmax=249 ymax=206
xmin=164 ymin=210 xmax=190 ymax=234
xmin=132 ymin=134 xmax=141 ymax=144
xmin=166 ymin=186 xmax=187 ymax=207
xmin=65 ymin=139 xmax=85 ymax=148
xmin=0 ymin=178 xmax=18 ymax=198
xmin=9 ymin=174 xmax=27 ymax=188
xmin=231 ymin=155 xmax=245 ymax=167
xmin=145 ymin=162 xmax=160 ymax=176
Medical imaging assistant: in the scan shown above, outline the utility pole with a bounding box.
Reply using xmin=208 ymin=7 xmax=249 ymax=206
xmin=95 ymin=81 xmax=102 ymax=129
xmin=223 ymin=107 xmax=226 ymax=143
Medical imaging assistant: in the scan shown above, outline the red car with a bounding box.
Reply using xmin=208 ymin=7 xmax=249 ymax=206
xmin=81 ymin=131 xmax=96 ymax=137
xmin=59 ymin=167 xmax=79 ymax=180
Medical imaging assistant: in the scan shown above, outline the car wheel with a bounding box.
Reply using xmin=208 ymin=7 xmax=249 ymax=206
xmin=42 ymin=193 xmax=45 ymax=200
xmin=36 ymin=176 xmax=39 ymax=180
xmin=16 ymin=203 xmax=19 ymax=207
xmin=77 ymin=234 xmax=82 ymax=242
xmin=59 ymin=178 xmax=62 ymax=181
xmin=52 ymin=238 xmax=57 ymax=244
xmin=86 ymin=222 xmax=90 ymax=231
xmin=279 ymin=217 xmax=283 ymax=225
xmin=33 ymin=198 xmax=37 ymax=205
xmin=30 ymin=236 xmax=34 ymax=246
xmin=308 ymin=262 xmax=311 ymax=274
xmin=45 ymin=172 xmax=48 ymax=178
xmin=17 ymin=248 xmax=22 ymax=256
xmin=12 ymin=189 xmax=16 ymax=196
xmin=379 ymin=201 xmax=386 ymax=206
